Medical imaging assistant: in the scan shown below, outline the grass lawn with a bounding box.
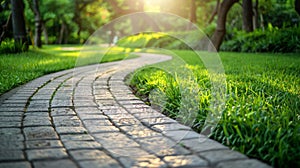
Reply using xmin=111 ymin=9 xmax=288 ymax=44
xmin=129 ymin=50 xmax=300 ymax=167
xmin=0 ymin=45 xmax=138 ymax=95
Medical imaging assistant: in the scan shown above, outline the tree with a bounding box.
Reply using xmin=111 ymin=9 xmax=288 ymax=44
xmin=190 ymin=0 xmax=197 ymax=23
xmin=252 ymin=0 xmax=259 ymax=29
xmin=73 ymin=0 xmax=96 ymax=43
xmin=27 ymin=0 xmax=42 ymax=48
xmin=211 ymin=0 xmax=239 ymax=51
xmin=242 ymin=0 xmax=253 ymax=32
xmin=10 ymin=0 xmax=28 ymax=50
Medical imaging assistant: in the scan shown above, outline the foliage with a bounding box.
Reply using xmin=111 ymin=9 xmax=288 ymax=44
xmin=117 ymin=32 xmax=196 ymax=50
xmin=0 ymin=39 xmax=28 ymax=54
xmin=129 ymin=50 xmax=300 ymax=167
xmin=259 ymin=0 xmax=299 ymax=28
xmin=221 ymin=26 xmax=300 ymax=53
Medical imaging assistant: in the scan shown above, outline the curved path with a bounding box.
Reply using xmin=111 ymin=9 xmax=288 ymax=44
xmin=0 ymin=53 xmax=270 ymax=168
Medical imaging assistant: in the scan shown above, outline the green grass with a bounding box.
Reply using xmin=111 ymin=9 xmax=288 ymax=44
xmin=0 ymin=45 xmax=138 ymax=95
xmin=129 ymin=50 xmax=300 ymax=167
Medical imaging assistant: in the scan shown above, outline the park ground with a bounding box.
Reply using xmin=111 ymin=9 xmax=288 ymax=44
xmin=0 ymin=45 xmax=299 ymax=167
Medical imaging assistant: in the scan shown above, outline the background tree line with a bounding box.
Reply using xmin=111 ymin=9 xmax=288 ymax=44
xmin=0 ymin=0 xmax=299 ymax=52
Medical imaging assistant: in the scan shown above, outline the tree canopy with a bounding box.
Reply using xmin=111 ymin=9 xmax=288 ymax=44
xmin=1 ymin=0 xmax=299 ymax=51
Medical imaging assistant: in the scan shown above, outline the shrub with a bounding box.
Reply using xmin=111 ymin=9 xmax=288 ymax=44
xmin=221 ymin=27 xmax=300 ymax=53
xmin=117 ymin=32 xmax=192 ymax=50
xmin=0 ymin=39 xmax=28 ymax=54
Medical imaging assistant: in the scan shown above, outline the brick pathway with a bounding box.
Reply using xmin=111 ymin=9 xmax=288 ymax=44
xmin=0 ymin=53 xmax=271 ymax=168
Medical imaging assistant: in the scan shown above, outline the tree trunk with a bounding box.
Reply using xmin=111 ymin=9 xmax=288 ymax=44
xmin=208 ymin=0 xmax=220 ymax=25
xmin=190 ymin=0 xmax=197 ymax=23
xmin=253 ymin=0 xmax=258 ymax=30
xmin=10 ymin=0 xmax=28 ymax=50
xmin=42 ymin=22 xmax=49 ymax=44
xmin=242 ymin=0 xmax=253 ymax=32
xmin=210 ymin=0 xmax=238 ymax=51
xmin=58 ymin=22 xmax=65 ymax=44
xmin=63 ymin=25 xmax=69 ymax=44
xmin=260 ymin=13 xmax=265 ymax=31
xmin=187 ymin=0 xmax=197 ymax=30
xmin=32 ymin=0 xmax=42 ymax=48
xmin=0 ymin=13 xmax=12 ymax=45
xmin=296 ymin=0 xmax=300 ymax=15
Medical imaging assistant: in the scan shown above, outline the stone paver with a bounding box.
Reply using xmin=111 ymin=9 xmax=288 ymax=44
xmin=0 ymin=53 xmax=271 ymax=168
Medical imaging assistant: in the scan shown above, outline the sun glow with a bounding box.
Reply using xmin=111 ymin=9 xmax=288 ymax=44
xmin=144 ymin=0 xmax=162 ymax=12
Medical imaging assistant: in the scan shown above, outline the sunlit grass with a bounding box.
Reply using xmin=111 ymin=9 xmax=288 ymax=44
xmin=0 ymin=45 xmax=138 ymax=95
xmin=129 ymin=50 xmax=300 ymax=167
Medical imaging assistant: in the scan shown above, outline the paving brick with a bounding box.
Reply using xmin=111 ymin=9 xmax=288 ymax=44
xmin=75 ymin=107 xmax=101 ymax=114
xmin=73 ymin=100 xmax=96 ymax=107
xmin=0 ymin=141 xmax=24 ymax=150
xmin=120 ymin=125 xmax=161 ymax=138
xmin=0 ymin=121 xmax=21 ymax=127
xmin=69 ymin=149 xmax=111 ymax=161
xmin=55 ymin=126 xmax=88 ymax=134
xmin=51 ymin=108 xmax=76 ymax=116
xmin=215 ymin=159 xmax=272 ymax=168
xmin=83 ymin=119 xmax=113 ymax=127
xmin=0 ymin=128 xmax=21 ymax=134
xmin=0 ymin=150 xmax=25 ymax=161
xmin=78 ymin=114 xmax=108 ymax=120
xmin=27 ymin=104 xmax=49 ymax=111
xmin=140 ymin=117 xmax=177 ymax=126
xmin=111 ymin=117 xmax=141 ymax=127
xmin=0 ymin=107 xmax=24 ymax=112
xmin=0 ymin=134 xmax=24 ymax=141
xmin=25 ymin=140 xmax=63 ymax=149
xmin=198 ymin=149 xmax=247 ymax=164
xmin=52 ymin=116 xmax=82 ymax=127
xmin=33 ymin=159 xmax=77 ymax=168
xmin=0 ymin=112 xmax=23 ymax=116
xmin=26 ymin=106 xmax=49 ymax=112
xmin=24 ymin=112 xmax=49 ymax=117
xmin=51 ymin=100 xmax=73 ymax=107
xmin=78 ymin=160 xmax=121 ymax=168
xmin=163 ymin=130 xmax=205 ymax=141
xmin=133 ymin=110 xmax=164 ymax=119
xmin=151 ymin=123 xmax=191 ymax=132
xmin=60 ymin=134 xmax=95 ymax=141
xmin=136 ymin=136 xmax=190 ymax=156
xmin=63 ymin=141 xmax=102 ymax=150
xmin=102 ymin=107 xmax=127 ymax=115
xmin=26 ymin=148 xmax=68 ymax=161
xmin=0 ymin=103 xmax=25 ymax=107
xmin=24 ymin=127 xmax=58 ymax=140
xmin=163 ymin=155 xmax=208 ymax=167
xmin=95 ymin=100 xmax=118 ymax=106
xmin=86 ymin=125 xmax=119 ymax=133
xmin=93 ymin=132 xmax=140 ymax=148
xmin=4 ymin=99 xmax=28 ymax=104
xmin=119 ymin=155 xmax=167 ymax=168
xmin=23 ymin=116 xmax=52 ymax=127
xmin=180 ymin=138 xmax=228 ymax=153
xmin=0 ymin=161 xmax=31 ymax=168
xmin=108 ymin=147 xmax=150 ymax=158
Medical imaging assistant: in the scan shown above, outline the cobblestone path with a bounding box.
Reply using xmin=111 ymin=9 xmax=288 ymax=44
xmin=0 ymin=53 xmax=271 ymax=168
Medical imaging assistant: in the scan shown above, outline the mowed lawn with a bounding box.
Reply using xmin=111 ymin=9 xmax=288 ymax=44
xmin=0 ymin=45 xmax=138 ymax=95
xmin=129 ymin=50 xmax=300 ymax=167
